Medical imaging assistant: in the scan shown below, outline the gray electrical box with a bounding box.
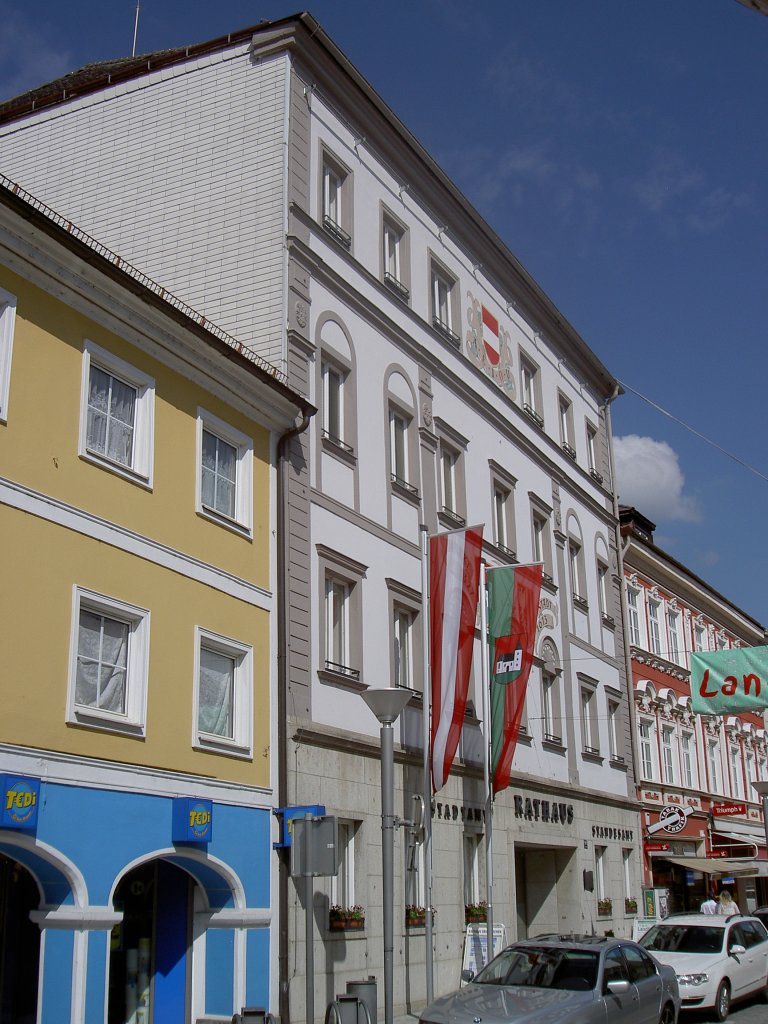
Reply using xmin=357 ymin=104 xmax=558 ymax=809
xmin=291 ymin=815 xmax=339 ymax=877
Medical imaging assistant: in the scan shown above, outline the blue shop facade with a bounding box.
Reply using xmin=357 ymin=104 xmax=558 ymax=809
xmin=0 ymin=768 xmax=272 ymax=1023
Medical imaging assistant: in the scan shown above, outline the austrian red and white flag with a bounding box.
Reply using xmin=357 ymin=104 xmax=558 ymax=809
xmin=482 ymin=306 xmax=500 ymax=366
xmin=429 ymin=525 xmax=483 ymax=793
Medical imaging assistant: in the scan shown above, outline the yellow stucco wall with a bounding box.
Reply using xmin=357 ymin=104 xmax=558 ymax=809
xmin=0 ymin=267 xmax=275 ymax=786
xmin=0 ymin=266 xmax=271 ymax=590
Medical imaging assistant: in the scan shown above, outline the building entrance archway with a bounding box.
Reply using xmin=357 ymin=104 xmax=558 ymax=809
xmin=0 ymin=852 xmax=41 ymax=1024
xmin=108 ymin=859 xmax=193 ymax=1024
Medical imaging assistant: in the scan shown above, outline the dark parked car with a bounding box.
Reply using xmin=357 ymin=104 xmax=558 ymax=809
xmin=419 ymin=933 xmax=680 ymax=1024
xmin=753 ymin=905 xmax=768 ymax=929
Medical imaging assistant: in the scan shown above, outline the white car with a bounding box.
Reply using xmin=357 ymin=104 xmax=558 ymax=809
xmin=639 ymin=913 xmax=768 ymax=1020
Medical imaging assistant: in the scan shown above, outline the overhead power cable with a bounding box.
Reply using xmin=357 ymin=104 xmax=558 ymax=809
xmin=618 ymin=380 xmax=768 ymax=484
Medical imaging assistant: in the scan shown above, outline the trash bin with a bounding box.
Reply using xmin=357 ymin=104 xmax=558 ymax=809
xmin=346 ymin=977 xmax=377 ymax=1024
xmin=232 ymin=1010 xmax=269 ymax=1024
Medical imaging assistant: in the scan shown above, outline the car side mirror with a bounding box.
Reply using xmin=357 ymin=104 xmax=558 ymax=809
xmin=729 ymin=943 xmax=746 ymax=956
xmin=461 ymin=969 xmax=475 ymax=983
xmin=606 ymin=980 xmax=631 ymax=996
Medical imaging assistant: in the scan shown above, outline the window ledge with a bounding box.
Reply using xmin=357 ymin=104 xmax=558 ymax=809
xmin=541 ymin=574 xmax=558 ymax=595
xmin=438 ymin=507 xmax=466 ymax=529
xmin=523 ymin=404 xmax=544 ymax=429
xmin=67 ymin=709 xmax=146 ymax=738
xmin=80 ymin=451 xmax=153 ymax=491
xmin=561 ymin=442 xmax=577 ymax=460
xmin=384 ymin=273 xmax=410 ymax=301
xmin=542 ymin=737 xmax=566 ymax=755
xmin=322 ymin=215 xmax=351 ymax=249
xmin=573 ymin=595 xmax=589 ymax=611
xmin=602 ymin=613 xmax=616 ymax=629
xmin=318 ymin=668 xmax=366 ymax=694
xmin=486 ymin=541 xmax=517 ymax=563
xmin=582 ymin=747 xmax=604 ymax=764
xmin=196 ymin=508 xmax=253 ymax=540
xmin=321 ymin=432 xmax=357 ymax=466
xmin=589 ymin=467 xmax=604 ymax=485
xmin=609 ymin=755 xmax=628 ymax=772
xmin=432 ymin=317 xmax=460 ymax=347
xmin=390 ymin=476 xmax=421 ymax=504
xmin=192 ymin=739 xmax=253 ymax=761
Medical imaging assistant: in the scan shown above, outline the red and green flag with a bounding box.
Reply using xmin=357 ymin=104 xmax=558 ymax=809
xmin=488 ymin=563 xmax=542 ymax=795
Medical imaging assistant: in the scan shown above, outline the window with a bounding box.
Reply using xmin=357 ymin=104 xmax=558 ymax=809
xmin=430 ymin=258 xmax=459 ymax=343
xmin=708 ymin=737 xmax=721 ymax=793
xmin=322 ymin=152 xmax=351 ymax=247
xmin=406 ymin=831 xmax=426 ymax=910
xmin=648 ymin=599 xmax=662 ymax=655
xmin=520 ymin=356 xmax=543 ymax=427
xmin=389 ymin=407 xmax=415 ymax=492
xmin=435 ymin=421 xmax=467 ymax=527
xmin=597 ymin=561 xmax=612 ymax=623
xmin=0 ymin=287 xmax=16 ymax=422
xmin=331 ymin=821 xmax=359 ymax=909
xmin=667 ymin=611 xmax=681 ymax=665
xmin=661 ymin=725 xmax=676 ymax=784
xmin=639 ymin=719 xmax=654 ymax=780
xmin=622 ymin=848 xmax=633 ymax=900
xmin=558 ymin=394 xmax=575 ymax=457
xmin=595 ymin=846 xmax=606 ymax=900
xmin=568 ymin=540 xmax=586 ymax=606
xmin=531 ymin=502 xmax=554 ymax=581
xmin=382 ymin=211 xmax=410 ymax=299
xmin=608 ymin=699 xmax=621 ymax=761
xmin=626 ymin=587 xmax=642 ymax=647
xmin=586 ymin=422 xmax=602 ymax=483
xmin=319 ymin=546 xmax=365 ymax=682
xmin=580 ymin=684 xmax=599 ymax=755
xmin=694 ymin=623 xmax=707 ymax=652
xmin=80 ymin=340 xmax=155 ymax=484
xmin=393 ymin=605 xmax=415 ymax=690
xmin=681 ymin=731 xmax=696 ymax=788
xmin=542 ymin=671 xmax=561 ymax=743
xmin=730 ymin=744 xmax=744 ymax=799
xmin=463 ymin=833 xmax=482 ymax=906
xmin=322 ymin=360 xmax=347 ymax=448
xmin=489 ymin=463 xmax=516 ymax=557
xmin=193 ymin=627 xmax=253 ymax=755
xmin=196 ymin=409 xmax=253 ymax=534
xmin=67 ymin=587 xmax=149 ymax=734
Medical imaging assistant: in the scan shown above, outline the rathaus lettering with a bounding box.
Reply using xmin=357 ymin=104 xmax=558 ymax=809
xmin=514 ymin=795 xmax=574 ymax=824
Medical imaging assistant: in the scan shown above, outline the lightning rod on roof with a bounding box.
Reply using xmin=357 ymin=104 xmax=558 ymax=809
xmin=132 ymin=0 xmax=141 ymax=58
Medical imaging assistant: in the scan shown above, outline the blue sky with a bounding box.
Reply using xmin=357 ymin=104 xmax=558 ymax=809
xmin=2 ymin=0 xmax=767 ymax=626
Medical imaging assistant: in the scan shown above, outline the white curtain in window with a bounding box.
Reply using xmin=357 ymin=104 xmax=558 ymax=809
xmin=87 ymin=366 xmax=136 ymax=466
xmin=199 ymin=647 xmax=234 ymax=737
xmin=76 ymin=610 xmax=128 ymax=713
xmin=202 ymin=430 xmax=236 ymax=517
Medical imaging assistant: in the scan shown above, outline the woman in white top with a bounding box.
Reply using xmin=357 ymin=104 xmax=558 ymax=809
xmin=717 ymin=890 xmax=740 ymax=916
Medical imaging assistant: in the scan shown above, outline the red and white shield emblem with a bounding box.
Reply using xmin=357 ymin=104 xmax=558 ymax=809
xmin=482 ymin=306 xmax=500 ymax=366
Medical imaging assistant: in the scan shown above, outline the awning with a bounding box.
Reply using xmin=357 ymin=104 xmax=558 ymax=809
xmin=713 ymin=830 xmax=758 ymax=849
xmin=663 ymin=856 xmax=760 ymax=876
xmin=712 ymin=819 xmax=766 ymax=842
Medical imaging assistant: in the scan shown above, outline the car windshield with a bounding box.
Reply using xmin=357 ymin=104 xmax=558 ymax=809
xmin=473 ymin=946 xmax=598 ymax=991
xmin=640 ymin=924 xmax=725 ymax=954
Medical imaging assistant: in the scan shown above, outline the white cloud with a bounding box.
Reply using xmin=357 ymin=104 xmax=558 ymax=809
xmin=614 ymin=435 xmax=700 ymax=523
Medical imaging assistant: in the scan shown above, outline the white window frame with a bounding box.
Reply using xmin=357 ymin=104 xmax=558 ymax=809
xmin=193 ymin=627 xmax=253 ymax=756
xmin=708 ymin=737 xmax=721 ymax=793
xmin=681 ymin=731 xmax=696 ymax=788
xmin=622 ymin=848 xmax=633 ymax=900
xmin=393 ymin=604 xmax=414 ymax=690
xmin=608 ymin=699 xmax=620 ymax=761
xmin=595 ymin=846 xmax=607 ymax=900
xmin=463 ymin=832 xmax=481 ymax=906
xmin=694 ymin=623 xmax=707 ymax=652
xmin=568 ymin=540 xmax=586 ymax=605
xmin=542 ymin=671 xmax=561 ymax=743
xmin=667 ymin=610 xmax=681 ymax=665
xmin=389 ymin=408 xmax=409 ymax=485
xmin=558 ymin=394 xmax=574 ymax=453
xmin=330 ymin=820 xmax=358 ymax=909
xmin=322 ymin=360 xmax=345 ymax=444
xmin=730 ymin=744 xmax=744 ymax=800
xmin=383 ymin=220 xmax=401 ymax=283
xmin=406 ymin=833 xmax=426 ymax=910
xmin=580 ymin=685 xmax=599 ymax=754
xmin=648 ymin=598 xmax=662 ymax=655
xmin=661 ymin=725 xmax=676 ymax=784
xmin=586 ymin=423 xmax=598 ymax=471
xmin=67 ymin=586 xmax=150 ymax=735
xmin=196 ymin=408 xmax=253 ymax=535
xmin=79 ymin=339 xmax=155 ymax=486
xmin=432 ymin=267 xmax=453 ymax=333
xmin=639 ymin=718 xmax=655 ymax=780
xmin=626 ymin=586 xmax=642 ymax=647
xmin=0 ymin=287 xmax=17 ymax=422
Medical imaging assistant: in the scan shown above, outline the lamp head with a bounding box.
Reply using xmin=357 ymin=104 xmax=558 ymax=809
xmin=360 ymin=687 xmax=412 ymax=725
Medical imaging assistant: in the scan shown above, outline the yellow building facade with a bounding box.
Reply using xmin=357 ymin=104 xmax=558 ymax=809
xmin=0 ymin=180 xmax=311 ymax=1023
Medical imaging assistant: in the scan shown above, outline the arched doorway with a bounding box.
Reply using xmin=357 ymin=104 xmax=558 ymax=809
xmin=0 ymin=853 xmax=41 ymax=1024
xmin=108 ymin=859 xmax=193 ymax=1024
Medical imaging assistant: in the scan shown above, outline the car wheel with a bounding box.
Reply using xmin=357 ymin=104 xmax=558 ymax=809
xmin=658 ymin=1002 xmax=675 ymax=1024
xmin=714 ymin=980 xmax=730 ymax=1022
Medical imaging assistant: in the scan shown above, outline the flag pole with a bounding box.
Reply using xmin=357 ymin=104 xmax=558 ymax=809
xmin=479 ymin=560 xmax=494 ymax=959
xmin=420 ymin=524 xmax=434 ymax=1003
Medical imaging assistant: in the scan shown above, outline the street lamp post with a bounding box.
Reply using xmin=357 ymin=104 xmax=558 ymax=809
xmin=751 ymin=780 xmax=768 ymax=872
xmin=361 ymin=687 xmax=412 ymax=1024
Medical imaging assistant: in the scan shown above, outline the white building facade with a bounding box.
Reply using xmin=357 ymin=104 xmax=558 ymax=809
xmin=0 ymin=15 xmax=642 ymax=1021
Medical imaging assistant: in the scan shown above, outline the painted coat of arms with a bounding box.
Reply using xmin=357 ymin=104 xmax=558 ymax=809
xmin=465 ymin=293 xmax=516 ymax=397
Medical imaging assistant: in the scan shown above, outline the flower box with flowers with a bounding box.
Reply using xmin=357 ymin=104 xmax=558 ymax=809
xmin=329 ymin=905 xmax=365 ymax=931
xmin=597 ymin=898 xmax=612 ymax=917
xmin=405 ymin=905 xmax=432 ymax=927
xmin=465 ymin=901 xmax=488 ymax=924
xmin=624 ymin=897 xmax=638 ymax=915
